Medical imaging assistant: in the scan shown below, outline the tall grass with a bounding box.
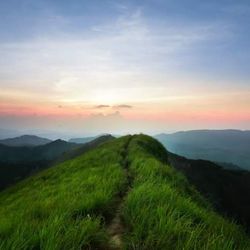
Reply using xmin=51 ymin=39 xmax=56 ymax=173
xmin=0 ymin=136 xmax=131 ymax=250
xmin=122 ymin=134 xmax=250 ymax=250
xmin=0 ymin=134 xmax=249 ymax=250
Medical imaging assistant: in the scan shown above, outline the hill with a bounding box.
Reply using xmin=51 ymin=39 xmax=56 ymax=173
xmin=155 ymin=129 xmax=250 ymax=171
xmin=68 ymin=134 xmax=113 ymax=144
xmin=58 ymin=134 xmax=114 ymax=162
xmin=0 ymin=139 xmax=77 ymax=164
xmin=0 ymin=140 xmax=78 ymax=190
xmin=68 ymin=136 xmax=97 ymax=144
xmin=0 ymin=135 xmax=52 ymax=146
xmin=0 ymin=135 xmax=249 ymax=249
xmin=0 ymin=135 xmax=113 ymax=190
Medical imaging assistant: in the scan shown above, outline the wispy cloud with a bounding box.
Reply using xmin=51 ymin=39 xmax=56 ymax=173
xmin=95 ymin=104 xmax=110 ymax=109
xmin=94 ymin=104 xmax=133 ymax=109
xmin=0 ymin=5 xmax=228 ymax=106
xmin=1 ymin=1 xmax=248 ymax=131
xmin=113 ymin=104 xmax=133 ymax=109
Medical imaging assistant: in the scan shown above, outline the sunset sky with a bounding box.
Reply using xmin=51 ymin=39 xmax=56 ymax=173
xmin=0 ymin=0 xmax=250 ymax=137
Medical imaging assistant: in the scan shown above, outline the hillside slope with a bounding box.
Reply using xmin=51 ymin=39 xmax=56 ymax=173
xmin=168 ymin=152 xmax=250 ymax=231
xmin=0 ymin=135 xmax=249 ymax=249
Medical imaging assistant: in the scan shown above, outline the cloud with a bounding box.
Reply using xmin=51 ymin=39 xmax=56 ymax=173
xmin=113 ymin=104 xmax=133 ymax=109
xmin=0 ymin=3 xmax=237 ymax=118
xmin=94 ymin=104 xmax=133 ymax=109
xmin=95 ymin=104 xmax=110 ymax=109
xmin=0 ymin=6 xmax=226 ymax=90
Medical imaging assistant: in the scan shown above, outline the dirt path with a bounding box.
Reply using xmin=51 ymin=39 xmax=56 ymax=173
xmin=107 ymin=201 xmax=125 ymax=249
xmin=107 ymin=137 xmax=132 ymax=250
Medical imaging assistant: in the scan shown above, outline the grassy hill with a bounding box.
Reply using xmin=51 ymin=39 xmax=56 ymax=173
xmin=0 ymin=135 xmax=249 ymax=249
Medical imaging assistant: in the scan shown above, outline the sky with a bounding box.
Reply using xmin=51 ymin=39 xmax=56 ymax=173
xmin=0 ymin=0 xmax=250 ymax=138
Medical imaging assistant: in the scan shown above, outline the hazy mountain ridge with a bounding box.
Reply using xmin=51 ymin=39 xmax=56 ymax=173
xmin=0 ymin=139 xmax=78 ymax=190
xmin=155 ymin=129 xmax=250 ymax=171
xmin=68 ymin=136 xmax=97 ymax=144
xmin=68 ymin=134 xmax=112 ymax=144
xmin=56 ymin=134 xmax=115 ymax=164
xmin=0 ymin=135 xmax=52 ymax=146
xmin=0 ymin=135 xmax=113 ymax=190
xmin=0 ymin=139 xmax=78 ymax=163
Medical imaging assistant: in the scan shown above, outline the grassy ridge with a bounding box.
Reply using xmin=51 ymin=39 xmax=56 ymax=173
xmin=122 ymin=135 xmax=250 ymax=250
xmin=0 ymin=134 xmax=249 ymax=249
xmin=0 ymin=136 xmax=131 ymax=249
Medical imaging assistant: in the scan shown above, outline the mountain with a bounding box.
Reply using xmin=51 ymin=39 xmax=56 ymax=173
xmin=68 ymin=134 xmax=111 ymax=144
xmin=0 ymin=135 xmax=249 ymax=249
xmin=0 ymin=135 xmax=52 ymax=146
xmin=0 ymin=140 xmax=78 ymax=190
xmin=68 ymin=136 xmax=96 ymax=144
xmin=0 ymin=139 xmax=77 ymax=164
xmin=155 ymin=129 xmax=250 ymax=170
xmin=0 ymin=135 xmax=114 ymax=190
xmin=58 ymin=134 xmax=114 ymax=163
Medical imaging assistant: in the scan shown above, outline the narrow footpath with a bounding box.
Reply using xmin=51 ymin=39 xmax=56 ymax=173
xmin=107 ymin=136 xmax=133 ymax=250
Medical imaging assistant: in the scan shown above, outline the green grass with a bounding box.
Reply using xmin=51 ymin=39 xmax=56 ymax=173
xmin=0 ymin=136 xmax=131 ymax=250
xmin=0 ymin=134 xmax=249 ymax=250
xmin=122 ymin=135 xmax=250 ymax=250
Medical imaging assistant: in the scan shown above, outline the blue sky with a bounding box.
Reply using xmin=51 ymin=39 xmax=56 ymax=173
xmin=0 ymin=0 xmax=250 ymax=135
xmin=1 ymin=0 xmax=249 ymax=81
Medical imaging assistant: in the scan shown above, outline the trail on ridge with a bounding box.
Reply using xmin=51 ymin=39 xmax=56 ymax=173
xmin=107 ymin=136 xmax=133 ymax=250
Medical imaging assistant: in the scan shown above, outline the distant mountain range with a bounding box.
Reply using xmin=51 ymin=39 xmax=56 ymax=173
xmin=1 ymin=129 xmax=250 ymax=192
xmin=68 ymin=136 xmax=97 ymax=144
xmin=155 ymin=130 xmax=250 ymax=171
xmin=0 ymin=139 xmax=78 ymax=163
xmin=0 ymin=135 xmax=52 ymax=146
xmin=0 ymin=139 xmax=78 ymax=190
xmin=1 ymin=130 xmax=250 ymax=172
xmin=0 ymin=135 xmax=114 ymax=190
xmin=57 ymin=134 xmax=114 ymax=163
xmin=68 ymin=134 xmax=112 ymax=144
